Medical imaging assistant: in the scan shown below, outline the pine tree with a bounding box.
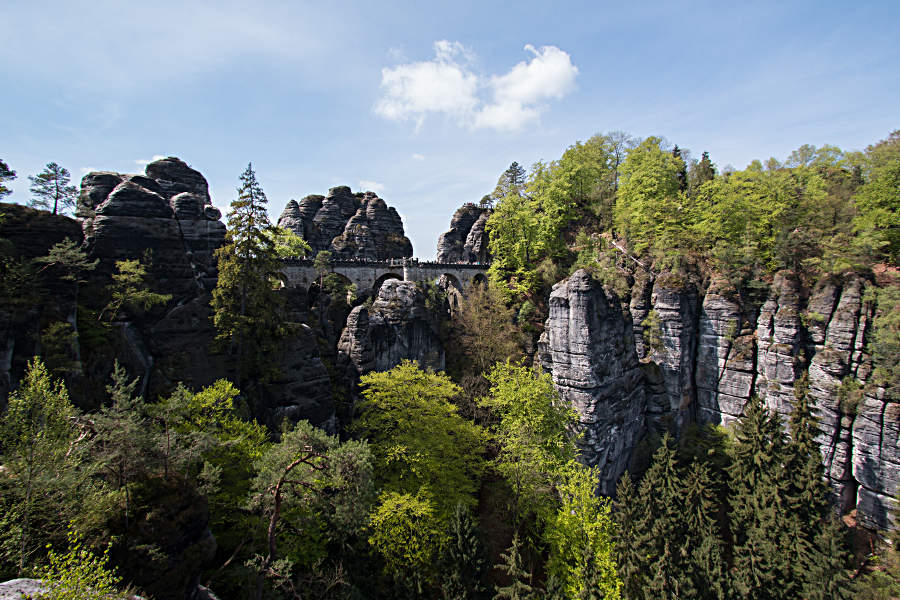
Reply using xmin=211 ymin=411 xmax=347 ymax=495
xmin=613 ymin=472 xmax=643 ymax=600
xmin=28 ymin=162 xmax=77 ymax=215
xmin=211 ymin=163 xmax=284 ymax=385
xmin=646 ymin=540 xmax=679 ymax=600
xmin=494 ymin=534 xmax=535 ymax=600
xmin=803 ymin=519 xmax=852 ymax=600
xmin=728 ymin=396 xmax=790 ymax=600
xmin=0 ymin=159 xmax=16 ymax=200
xmin=441 ymin=503 xmax=485 ymax=600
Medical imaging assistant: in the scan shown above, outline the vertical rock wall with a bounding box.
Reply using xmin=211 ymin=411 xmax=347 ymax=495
xmin=538 ymin=270 xmax=646 ymax=494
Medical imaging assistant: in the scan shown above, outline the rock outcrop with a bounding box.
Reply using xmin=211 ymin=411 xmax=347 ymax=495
xmin=538 ymin=270 xmax=646 ymax=494
xmin=337 ymin=279 xmax=444 ymax=378
xmin=79 ymin=157 xmax=226 ymax=295
xmin=278 ymin=186 xmax=412 ymax=260
xmin=436 ymin=203 xmax=491 ymax=263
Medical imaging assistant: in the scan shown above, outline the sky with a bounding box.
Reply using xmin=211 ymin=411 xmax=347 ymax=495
xmin=2 ymin=0 xmax=898 ymax=259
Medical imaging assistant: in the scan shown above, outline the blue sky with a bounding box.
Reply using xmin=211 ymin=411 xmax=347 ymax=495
xmin=2 ymin=0 xmax=898 ymax=259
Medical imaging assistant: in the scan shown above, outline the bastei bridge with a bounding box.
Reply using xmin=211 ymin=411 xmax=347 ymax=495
xmin=281 ymin=258 xmax=488 ymax=295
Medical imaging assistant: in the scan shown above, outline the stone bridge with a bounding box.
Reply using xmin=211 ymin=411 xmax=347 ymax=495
xmin=281 ymin=258 xmax=488 ymax=295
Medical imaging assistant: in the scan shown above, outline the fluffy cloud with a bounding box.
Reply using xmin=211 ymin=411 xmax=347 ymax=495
xmin=375 ymin=42 xmax=578 ymax=132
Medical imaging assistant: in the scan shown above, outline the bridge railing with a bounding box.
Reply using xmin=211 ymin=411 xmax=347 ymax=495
xmin=281 ymin=257 xmax=490 ymax=269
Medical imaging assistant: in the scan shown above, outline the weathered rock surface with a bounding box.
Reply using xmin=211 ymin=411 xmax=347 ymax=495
xmin=436 ymin=203 xmax=491 ymax=263
xmin=696 ymin=277 xmax=756 ymax=425
xmin=538 ymin=269 xmax=646 ymax=494
xmin=642 ymin=274 xmax=699 ymax=433
xmin=278 ymin=186 xmax=412 ymax=260
xmin=80 ymin=157 xmax=226 ymax=296
xmin=755 ymin=271 xmax=805 ymax=418
xmin=337 ymin=279 xmax=444 ymax=377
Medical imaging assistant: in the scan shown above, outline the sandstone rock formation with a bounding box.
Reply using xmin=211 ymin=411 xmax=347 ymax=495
xmin=278 ymin=186 xmax=412 ymax=261
xmin=538 ymin=269 xmax=645 ymax=494
xmin=79 ymin=157 xmax=226 ymax=295
xmin=337 ymin=279 xmax=444 ymax=379
xmin=436 ymin=203 xmax=491 ymax=263
xmin=550 ymin=264 xmax=896 ymax=529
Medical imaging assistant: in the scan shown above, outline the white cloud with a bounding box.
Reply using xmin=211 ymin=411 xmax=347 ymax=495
xmin=134 ymin=155 xmax=167 ymax=166
xmin=358 ymin=179 xmax=386 ymax=194
xmin=375 ymin=42 xmax=578 ymax=132
xmin=375 ymin=40 xmax=479 ymax=130
xmin=411 ymin=153 xmax=426 ymax=161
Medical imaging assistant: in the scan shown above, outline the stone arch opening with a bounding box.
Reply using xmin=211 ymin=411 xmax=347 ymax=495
xmin=439 ymin=273 xmax=463 ymax=292
xmin=471 ymin=273 xmax=488 ymax=289
xmin=373 ymin=272 xmax=403 ymax=294
xmin=309 ymin=271 xmax=355 ymax=306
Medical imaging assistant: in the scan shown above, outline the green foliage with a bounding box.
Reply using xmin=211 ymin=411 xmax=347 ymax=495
xmin=368 ymin=491 xmax=446 ymax=591
xmin=493 ymin=534 xmax=536 ymax=600
xmin=866 ymin=275 xmax=900 ymax=396
xmin=640 ymin=309 xmax=663 ymax=356
xmin=28 ymin=162 xmax=77 ymax=215
xmin=0 ymin=158 xmax=16 ymax=200
xmin=440 ymin=503 xmax=486 ymax=600
xmin=613 ymin=136 xmax=686 ymax=257
xmin=357 ymin=360 xmax=484 ymax=515
xmin=852 ymin=130 xmax=900 ymax=263
xmin=546 ymin=462 xmax=620 ymax=599
xmin=101 ymin=257 xmax=172 ymax=321
xmin=34 ymin=524 xmax=125 ymax=600
xmin=211 ymin=163 xmax=286 ymax=383
xmin=0 ymin=358 xmax=79 ymax=576
xmin=480 ymin=362 xmax=576 ymax=527
xmin=266 ymin=225 xmax=311 ymax=259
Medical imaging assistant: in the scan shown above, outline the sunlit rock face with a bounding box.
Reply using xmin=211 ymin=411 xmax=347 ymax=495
xmin=278 ymin=187 xmax=412 ymax=260
xmin=538 ymin=269 xmax=646 ymax=494
xmin=338 ymin=279 xmax=444 ymax=379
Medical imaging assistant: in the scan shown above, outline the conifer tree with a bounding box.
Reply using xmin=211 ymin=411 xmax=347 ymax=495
xmin=728 ymin=396 xmax=790 ymax=600
xmin=804 ymin=518 xmax=852 ymax=600
xmin=0 ymin=358 xmax=78 ymax=575
xmin=646 ymin=540 xmax=679 ymax=600
xmin=211 ymin=163 xmax=284 ymax=385
xmin=681 ymin=460 xmax=729 ymax=600
xmin=441 ymin=503 xmax=485 ymax=600
xmin=28 ymin=162 xmax=77 ymax=215
xmin=634 ymin=435 xmax=684 ymax=578
xmin=613 ymin=472 xmax=643 ymax=600
xmin=494 ymin=534 xmax=536 ymax=600
xmin=0 ymin=159 xmax=16 ymax=200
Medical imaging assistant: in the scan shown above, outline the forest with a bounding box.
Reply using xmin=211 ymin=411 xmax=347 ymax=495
xmin=0 ymin=128 xmax=898 ymax=600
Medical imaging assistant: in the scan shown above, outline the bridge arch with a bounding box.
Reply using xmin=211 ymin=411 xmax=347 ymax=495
xmin=470 ymin=273 xmax=488 ymax=289
xmin=439 ymin=273 xmax=463 ymax=292
xmin=373 ymin=272 xmax=403 ymax=294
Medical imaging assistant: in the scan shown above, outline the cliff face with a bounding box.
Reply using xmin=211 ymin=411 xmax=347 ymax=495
xmin=278 ymin=186 xmax=413 ymax=261
xmin=436 ymin=203 xmax=491 ymax=263
xmin=538 ymin=270 xmax=646 ymax=494
xmin=337 ymin=279 xmax=444 ymax=379
xmin=1 ymin=158 xmax=337 ymax=431
xmin=547 ymin=268 xmax=897 ymax=529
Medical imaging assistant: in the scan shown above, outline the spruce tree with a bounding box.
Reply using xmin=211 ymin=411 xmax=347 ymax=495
xmin=681 ymin=460 xmax=729 ymax=600
xmin=494 ymin=534 xmax=535 ymax=600
xmin=211 ymin=163 xmax=284 ymax=385
xmin=613 ymin=472 xmax=644 ymax=600
xmin=441 ymin=503 xmax=485 ymax=600
xmin=0 ymin=159 xmax=16 ymax=200
xmin=803 ymin=518 xmax=852 ymax=600
xmin=728 ymin=396 xmax=790 ymax=600
xmin=634 ymin=434 xmax=684 ymax=592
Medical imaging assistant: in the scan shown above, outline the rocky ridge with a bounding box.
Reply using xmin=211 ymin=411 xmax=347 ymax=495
xmin=436 ymin=203 xmax=491 ymax=263
xmin=278 ymin=186 xmax=412 ymax=261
